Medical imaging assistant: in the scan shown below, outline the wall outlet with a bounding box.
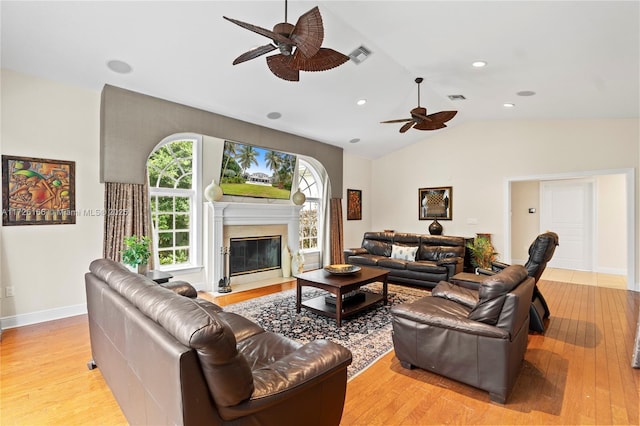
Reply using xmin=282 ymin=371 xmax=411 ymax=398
xmin=6 ymin=286 xmax=15 ymax=297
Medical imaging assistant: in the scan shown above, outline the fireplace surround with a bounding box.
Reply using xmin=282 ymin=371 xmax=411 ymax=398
xmin=205 ymin=202 xmax=302 ymax=291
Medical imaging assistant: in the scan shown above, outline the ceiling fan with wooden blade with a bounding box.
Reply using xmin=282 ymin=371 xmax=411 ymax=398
xmin=381 ymin=78 xmax=457 ymax=133
xmin=223 ymin=1 xmax=349 ymax=81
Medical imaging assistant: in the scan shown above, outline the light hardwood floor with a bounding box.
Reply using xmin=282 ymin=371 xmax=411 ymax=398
xmin=1 ymin=277 xmax=638 ymax=425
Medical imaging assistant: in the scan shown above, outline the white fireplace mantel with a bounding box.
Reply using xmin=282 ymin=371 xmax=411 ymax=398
xmin=205 ymin=202 xmax=302 ymax=291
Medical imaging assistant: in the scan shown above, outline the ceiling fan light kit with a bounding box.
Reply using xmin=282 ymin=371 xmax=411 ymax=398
xmin=224 ymin=1 xmax=349 ymax=81
xmin=381 ymin=77 xmax=458 ymax=133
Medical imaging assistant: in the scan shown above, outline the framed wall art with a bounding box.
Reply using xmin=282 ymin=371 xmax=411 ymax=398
xmin=419 ymin=186 xmax=452 ymax=220
xmin=347 ymin=189 xmax=362 ymax=220
xmin=2 ymin=155 xmax=76 ymax=226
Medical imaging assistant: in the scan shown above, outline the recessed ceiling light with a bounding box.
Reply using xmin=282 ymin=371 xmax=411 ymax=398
xmin=349 ymin=138 xmax=360 ymax=144
xmin=517 ymin=90 xmax=536 ymax=97
xmin=503 ymin=103 xmax=515 ymax=108
xmin=356 ymin=99 xmax=367 ymax=106
xmin=472 ymin=61 xmax=487 ymax=68
xmin=266 ymin=112 xmax=282 ymax=119
xmin=106 ymin=59 xmax=132 ymax=74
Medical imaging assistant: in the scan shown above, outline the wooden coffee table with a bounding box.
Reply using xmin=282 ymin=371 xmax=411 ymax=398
xmin=295 ymin=266 xmax=389 ymax=326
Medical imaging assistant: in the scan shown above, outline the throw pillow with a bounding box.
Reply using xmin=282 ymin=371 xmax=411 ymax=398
xmin=390 ymin=244 xmax=418 ymax=261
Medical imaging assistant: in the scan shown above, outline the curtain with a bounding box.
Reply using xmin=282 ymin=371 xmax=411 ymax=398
xmin=103 ymin=181 xmax=154 ymax=268
xmin=329 ymin=198 xmax=344 ymax=265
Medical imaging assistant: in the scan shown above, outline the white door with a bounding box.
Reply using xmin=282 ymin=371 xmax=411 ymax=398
xmin=540 ymin=179 xmax=594 ymax=271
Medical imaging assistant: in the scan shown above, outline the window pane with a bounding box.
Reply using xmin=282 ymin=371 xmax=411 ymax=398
xmin=157 ymin=214 xmax=173 ymax=230
xmin=175 ymin=231 xmax=189 ymax=247
xmin=176 ymin=174 xmax=192 ymax=189
xmin=175 ymin=197 xmax=190 ymax=212
xmin=159 ymin=175 xmax=175 ymax=188
xmin=158 ymin=250 xmax=174 ymax=265
xmin=175 ymin=249 xmax=189 ymax=263
xmin=157 ymin=196 xmax=173 ymax=212
xmin=175 ymin=214 xmax=189 ymax=229
xmin=158 ymin=232 xmax=174 ymax=248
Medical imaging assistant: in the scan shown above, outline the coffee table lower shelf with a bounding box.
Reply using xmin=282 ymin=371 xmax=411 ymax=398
xmin=301 ymin=292 xmax=384 ymax=320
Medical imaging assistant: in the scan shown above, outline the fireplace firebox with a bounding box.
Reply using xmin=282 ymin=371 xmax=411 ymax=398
xmin=229 ymin=235 xmax=282 ymax=276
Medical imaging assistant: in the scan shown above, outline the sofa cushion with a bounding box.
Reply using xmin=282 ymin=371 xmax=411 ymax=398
xmin=391 ymin=244 xmax=418 ymax=261
xmin=378 ymin=257 xmax=409 ymax=270
xmin=347 ymin=254 xmax=384 ymax=266
xmin=406 ymin=261 xmax=445 ymax=274
xmin=467 ymin=265 xmax=528 ymax=325
xmin=362 ymin=238 xmax=392 ymax=257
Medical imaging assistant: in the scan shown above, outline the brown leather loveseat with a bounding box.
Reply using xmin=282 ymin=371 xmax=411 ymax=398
xmin=85 ymin=259 xmax=352 ymax=425
xmin=344 ymin=231 xmax=466 ymax=288
xmin=390 ymin=265 xmax=534 ymax=403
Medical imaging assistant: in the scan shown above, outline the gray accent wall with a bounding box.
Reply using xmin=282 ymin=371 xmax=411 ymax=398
xmin=100 ymin=85 xmax=343 ymax=197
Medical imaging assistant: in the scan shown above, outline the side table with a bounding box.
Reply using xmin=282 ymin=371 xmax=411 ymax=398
xmin=145 ymin=270 xmax=173 ymax=284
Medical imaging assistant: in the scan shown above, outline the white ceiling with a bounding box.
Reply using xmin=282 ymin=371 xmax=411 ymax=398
xmin=2 ymin=1 xmax=638 ymax=159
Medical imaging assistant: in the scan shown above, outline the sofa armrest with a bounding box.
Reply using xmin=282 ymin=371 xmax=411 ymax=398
xmin=477 ymin=268 xmax=496 ymax=276
xmin=219 ymin=340 xmax=352 ymax=418
xmin=436 ymin=256 xmax=464 ymax=277
xmin=344 ymin=247 xmax=368 ymax=257
xmin=391 ymin=302 xmax=508 ymax=339
xmin=491 ymin=261 xmax=510 ymax=272
xmin=160 ymin=280 xmax=197 ymax=298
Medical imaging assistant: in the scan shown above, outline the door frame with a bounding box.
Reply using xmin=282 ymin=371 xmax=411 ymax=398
xmin=504 ymin=168 xmax=636 ymax=291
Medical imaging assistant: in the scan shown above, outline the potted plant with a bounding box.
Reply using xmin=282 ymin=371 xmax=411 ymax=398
xmin=466 ymin=234 xmax=498 ymax=271
xmin=121 ymin=235 xmax=151 ymax=274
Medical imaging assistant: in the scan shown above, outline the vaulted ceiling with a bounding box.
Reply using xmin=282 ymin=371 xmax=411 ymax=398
xmin=2 ymin=1 xmax=638 ymax=158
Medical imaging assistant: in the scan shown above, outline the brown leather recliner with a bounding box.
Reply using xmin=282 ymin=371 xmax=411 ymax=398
xmin=391 ymin=265 xmax=535 ymax=403
xmin=454 ymin=231 xmax=559 ymax=332
xmin=86 ymin=259 xmax=352 ymax=425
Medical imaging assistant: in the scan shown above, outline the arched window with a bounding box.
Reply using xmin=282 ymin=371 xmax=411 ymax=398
xmin=298 ymin=159 xmax=323 ymax=251
xmin=147 ymin=136 xmax=201 ymax=270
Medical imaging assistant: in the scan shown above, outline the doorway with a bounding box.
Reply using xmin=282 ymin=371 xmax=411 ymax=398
xmin=540 ymin=179 xmax=594 ymax=271
xmin=505 ymin=168 xmax=635 ymax=291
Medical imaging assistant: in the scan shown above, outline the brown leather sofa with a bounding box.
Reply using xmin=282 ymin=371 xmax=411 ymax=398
xmin=85 ymin=259 xmax=352 ymax=425
xmin=390 ymin=265 xmax=534 ymax=403
xmin=344 ymin=232 xmax=466 ymax=288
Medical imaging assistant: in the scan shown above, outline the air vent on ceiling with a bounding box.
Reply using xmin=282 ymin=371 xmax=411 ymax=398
xmin=448 ymin=95 xmax=466 ymax=101
xmin=349 ymin=45 xmax=372 ymax=64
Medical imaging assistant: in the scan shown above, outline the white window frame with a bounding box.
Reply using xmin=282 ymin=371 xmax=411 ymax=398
xmin=148 ymin=134 xmax=202 ymax=273
xmin=298 ymin=159 xmax=323 ymax=254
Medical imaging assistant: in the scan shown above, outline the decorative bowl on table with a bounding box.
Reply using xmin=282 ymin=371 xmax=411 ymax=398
xmin=324 ymin=264 xmax=361 ymax=275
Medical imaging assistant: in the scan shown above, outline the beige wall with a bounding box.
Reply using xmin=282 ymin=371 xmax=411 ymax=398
xmin=511 ymin=180 xmax=540 ymax=261
xmin=357 ymin=119 xmax=638 ymax=290
xmin=1 ymin=70 xmax=103 ymax=324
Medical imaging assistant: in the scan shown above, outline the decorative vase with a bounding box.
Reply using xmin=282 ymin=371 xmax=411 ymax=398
xmin=292 ymin=189 xmax=306 ymax=205
xmin=281 ymin=246 xmax=291 ymax=278
xmin=292 ymin=250 xmax=305 ymax=274
xmin=429 ymin=219 xmax=443 ymax=235
xmin=204 ymin=179 xmax=223 ymax=202
xmin=137 ymin=263 xmax=149 ymax=274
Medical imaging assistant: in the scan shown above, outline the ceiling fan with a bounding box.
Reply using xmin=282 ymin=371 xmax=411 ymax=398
xmin=223 ymin=1 xmax=349 ymax=81
xmin=381 ymin=78 xmax=457 ymax=133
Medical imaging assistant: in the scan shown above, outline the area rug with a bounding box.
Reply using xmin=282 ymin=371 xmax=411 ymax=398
xmin=223 ymin=283 xmax=429 ymax=379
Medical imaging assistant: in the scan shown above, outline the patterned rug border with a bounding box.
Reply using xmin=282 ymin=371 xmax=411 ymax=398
xmin=219 ymin=283 xmax=429 ymax=380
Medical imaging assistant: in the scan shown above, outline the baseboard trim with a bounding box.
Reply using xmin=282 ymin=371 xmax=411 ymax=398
xmin=0 ymin=303 xmax=87 ymax=330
